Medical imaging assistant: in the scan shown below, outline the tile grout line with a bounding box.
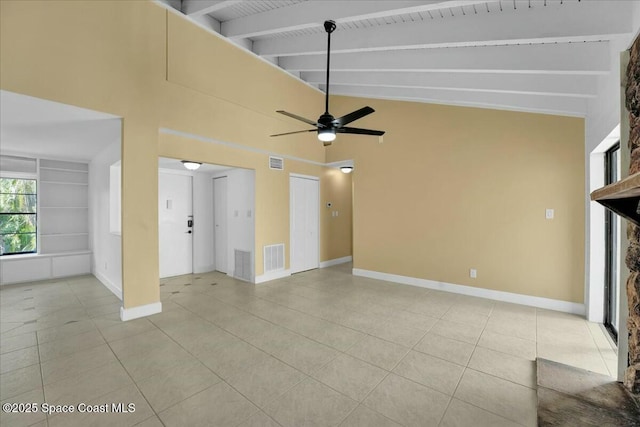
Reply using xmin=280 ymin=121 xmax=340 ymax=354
xmin=156 ymin=298 xmax=306 ymax=423
xmin=91 ymin=323 xmax=169 ymax=427
xmin=166 ymin=278 xmax=412 ymax=427
xmin=34 ymin=330 xmax=50 ymax=427
xmin=585 ymin=322 xmax=616 ymax=378
xmin=437 ymin=301 xmax=495 ymax=427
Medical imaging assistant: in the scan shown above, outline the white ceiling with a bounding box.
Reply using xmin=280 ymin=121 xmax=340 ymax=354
xmin=0 ymin=90 xmax=121 ymax=161
xmin=171 ymin=0 xmax=637 ymax=117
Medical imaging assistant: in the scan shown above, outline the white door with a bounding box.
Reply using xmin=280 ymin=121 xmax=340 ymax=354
xmin=290 ymin=175 xmax=319 ymax=274
xmin=214 ymin=177 xmax=228 ymax=273
xmin=159 ymin=172 xmax=193 ymax=278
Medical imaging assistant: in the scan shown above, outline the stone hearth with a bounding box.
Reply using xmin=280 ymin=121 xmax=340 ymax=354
xmin=536 ymin=358 xmax=640 ymax=426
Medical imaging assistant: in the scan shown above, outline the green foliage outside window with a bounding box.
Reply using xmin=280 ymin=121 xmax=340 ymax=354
xmin=0 ymin=178 xmax=37 ymax=255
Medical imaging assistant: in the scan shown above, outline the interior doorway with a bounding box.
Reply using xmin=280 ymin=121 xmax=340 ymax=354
xmin=157 ymin=157 xmax=255 ymax=281
xmin=290 ymin=174 xmax=319 ymax=274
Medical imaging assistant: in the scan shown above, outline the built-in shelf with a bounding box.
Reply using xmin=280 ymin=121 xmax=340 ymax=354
xmin=40 ymin=206 xmax=89 ymax=209
xmin=39 ymin=167 xmax=88 ymax=173
xmin=41 ymin=233 xmax=89 ymax=237
xmin=40 ymin=181 xmax=88 ymax=186
xmin=37 ymin=159 xmax=89 ymax=254
xmin=591 ymin=171 xmax=640 ymax=226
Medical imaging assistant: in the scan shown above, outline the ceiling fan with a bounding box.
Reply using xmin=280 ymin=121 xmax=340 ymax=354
xmin=270 ymin=20 xmax=385 ymax=146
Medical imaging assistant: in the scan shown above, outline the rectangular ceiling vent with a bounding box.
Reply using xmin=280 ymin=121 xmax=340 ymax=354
xmin=264 ymin=244 xmax=284 ymax=273
xmin=269 ymin=156 xmax=284 ymax=170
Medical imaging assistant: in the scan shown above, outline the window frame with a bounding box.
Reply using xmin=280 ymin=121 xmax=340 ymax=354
xmin=0 ymin=174 xmax=38 ymax=256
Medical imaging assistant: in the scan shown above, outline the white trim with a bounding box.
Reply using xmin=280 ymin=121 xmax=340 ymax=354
xmin=289 ymin=172 xmax=319 ymax=181
xmin=193 ymin=264 xmax=216 ymax=274
xmin=158 ymin=167 xmax=194 ymax=177
xmin=587 ymin=125 xmax=620 ymax=322
xmin=94 ymin=271 xmax=123 ymax=300
xmin=120 ymin=302 xmax=162 ymax=321
xmin=326 ymin=160 xmax=355 ymax=171
xmin=352 ymin=268 xmax=585 ymax=315
xmin=255 ymin=269 xmax=291 ymax=284
xmin=160 ymin=128 xmax=327 ymax=167
xmin=341 ymin=93 xmax=587 ymax=118
xmin=320 ymin=256 xmax=352 ymax=268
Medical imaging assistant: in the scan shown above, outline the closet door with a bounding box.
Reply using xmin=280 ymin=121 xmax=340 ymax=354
xmin=290 ymin=175 xmax=319 ymax=274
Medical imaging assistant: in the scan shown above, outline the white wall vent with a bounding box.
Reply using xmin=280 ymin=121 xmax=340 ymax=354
xmin=269 ymin=156 xmax=284 ymax=170
xmin=264 ymin=244 xmax=284 ymax=273
xmin=234 ymin=249 xmax=252 ymax=282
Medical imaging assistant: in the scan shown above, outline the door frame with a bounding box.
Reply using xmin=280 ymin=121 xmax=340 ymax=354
xmin=289 ymin=173 xmax=320 ymax=274
xmin=603 ymin=142 xmax=621 ymax=342
xmin=213 ymin=175 xmax=228 ymax=274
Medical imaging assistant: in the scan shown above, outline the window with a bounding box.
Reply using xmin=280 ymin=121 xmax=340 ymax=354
xmin=0 ymin=178 xmax=37 ymax=255
xmin=604 ymin=142 xmax=621 ymax=342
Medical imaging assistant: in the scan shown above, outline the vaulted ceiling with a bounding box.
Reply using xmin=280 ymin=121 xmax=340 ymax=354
xmin=167 ymin=0 xmax=636 ymax=117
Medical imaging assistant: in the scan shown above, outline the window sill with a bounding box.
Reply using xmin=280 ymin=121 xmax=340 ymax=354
xmin=0 ymin=250 xmax=91 ymax=260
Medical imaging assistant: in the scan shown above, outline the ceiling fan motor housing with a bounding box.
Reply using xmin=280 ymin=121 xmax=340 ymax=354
xmin=324 ymin=20 xmax=336 ymax=34
xmin=318 ymin=113 xmax=336 ymax=129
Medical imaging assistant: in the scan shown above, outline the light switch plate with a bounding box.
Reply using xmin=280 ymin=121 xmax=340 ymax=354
xmin=545 ymin=209 xmax=554 ymax=219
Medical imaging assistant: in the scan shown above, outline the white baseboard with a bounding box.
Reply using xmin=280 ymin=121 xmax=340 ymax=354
xmin=255 ymin=269 xmax=291 ymax=284
xmin=120 ymin=302 xmax=162 ymax=321
xmin=320 ymin=256 xmax=352 ymax=269
xmin=94 ymin=271 xmax=123 ymax=300
xmin=194 ymin=264 xmax=216 ymax=274
xmin=352 ymin=268 xmax=585 ymax=316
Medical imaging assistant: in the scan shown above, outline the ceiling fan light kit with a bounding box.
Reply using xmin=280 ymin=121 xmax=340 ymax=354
xmin=271 ymin=20 xmax=385 ymax=146
xmin=318 ymin=128 xmax=336 ymax=143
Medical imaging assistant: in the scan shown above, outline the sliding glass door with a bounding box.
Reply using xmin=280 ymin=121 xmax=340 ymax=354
xmin=604 ymin=143 xmax=621 ymax=342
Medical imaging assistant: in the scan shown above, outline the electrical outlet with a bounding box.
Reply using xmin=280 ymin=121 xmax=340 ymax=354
xmin=470 ymin=268 xmax=477 ymax=278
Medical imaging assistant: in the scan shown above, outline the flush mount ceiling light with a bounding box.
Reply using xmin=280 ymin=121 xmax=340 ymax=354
xmin=181 ymin=160 xmax=202 ymax=171
xmin=340 ymin=166 xmax=354 ymax=174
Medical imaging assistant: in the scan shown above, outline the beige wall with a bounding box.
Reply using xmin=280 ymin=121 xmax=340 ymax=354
xmin=1 ymin=0 xmax=584 ymax=307
xmin=0 ymin=1 xmax=352 ymax=308
xmin=327 ymin=96 xmax=585 ymax=303
xmin=321 ymin=169 xmax=353 ymax=262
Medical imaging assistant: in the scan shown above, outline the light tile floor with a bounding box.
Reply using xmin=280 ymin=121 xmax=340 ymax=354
xmin=0 ymin=263 xmax=617 ymax=427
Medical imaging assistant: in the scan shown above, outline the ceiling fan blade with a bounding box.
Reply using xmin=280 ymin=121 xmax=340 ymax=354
xmin=334 ymin=106 xmax=375 ymax=127
xmin=270 ymin=129 xmax=316 ymax=137
xmin=337 ymin=126 xmax=385 ymax=136
xmin=276 ymin=110 xmax=319 ymax=127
